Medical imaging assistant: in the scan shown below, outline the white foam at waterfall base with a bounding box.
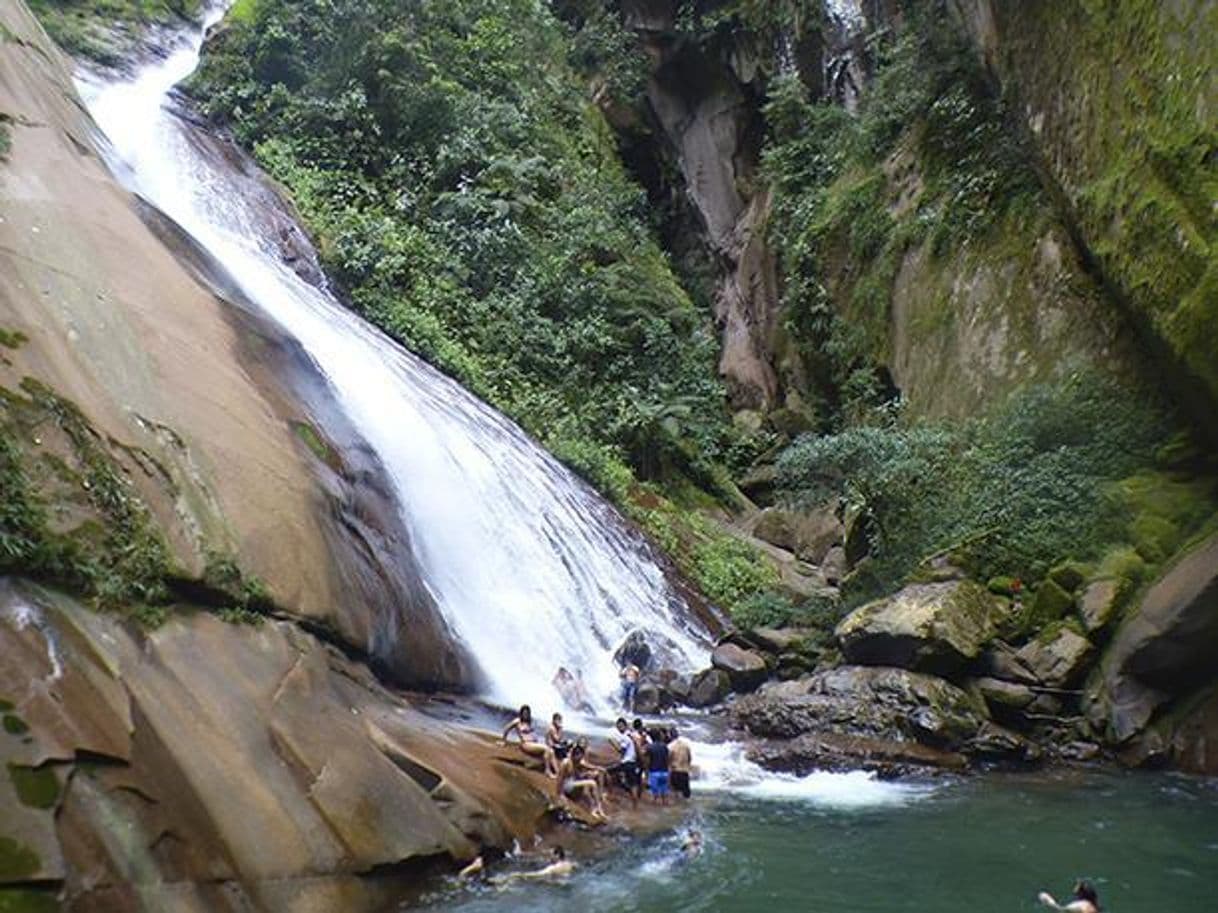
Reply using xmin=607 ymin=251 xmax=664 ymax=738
xmin=692 ymin=738 xmax=932 ymax=807
xmin=76 ymin=4 xmax=708 ymax=715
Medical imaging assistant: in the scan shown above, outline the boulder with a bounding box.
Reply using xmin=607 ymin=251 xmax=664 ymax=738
xmin=1027 ymin=579 xmax=1075 ymax=628
xmin=969 ymin=722 xmax=1041 ymax=762
xmin=1079 ymin=578 xmax=1122 ymax=634
xmin=1047 ymin=561 xmax=1089 ymax=593
xmin=750 ymin=505 xmax=844 ymax=564
xmin=978 ymin=644 xmax=1038 ymax=685
xmin=822 ymin=546 xmax=848 ymax=585
xmin=685 ymin=668 xmax=731 ymax=708
xmin=666 ymin=673 xmax=693 ymax=705
xmin=835 ymin=581 xmax=1006 ymax=675
xmin=747 ymin=626 xmax=813 ymax=655
xmin=732 ymin=666 xmax=988 ymax=751
xmin=612 ymin=629 xmax=689 ymax=674
xmin=612 ymin=630 xmax=653 ymax=671
xmin=1015 ymin=628 xmax=1094 ymax=688
xmin=711 ymin=643 xmax=769 ymax=692
xmin=973 ymin=676 xmax=1035 ymax=711
xmin=747 ymin=731 xmax=968 ymax=776
xmin=634 ymin=681 xmax=666 ymax=715
xmin=1102 ymin=532 xmax=1218 ymax=741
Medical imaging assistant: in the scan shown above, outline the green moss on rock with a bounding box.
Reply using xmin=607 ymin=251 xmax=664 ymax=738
xmin=1027 ymin=578 xmax=1074 ymax=629
xmin=1 ymin=714 xmax=28 ymax=735
xmin=7 ymin=763 xmax=60 ymax=809
xmin=0 ymin=888 xmax=58 ymax=913
xmin=0 ymin=838 xmax=40 ymax=882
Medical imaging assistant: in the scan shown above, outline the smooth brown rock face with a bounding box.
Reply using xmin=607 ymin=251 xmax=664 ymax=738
xmin=0 ymin=0 xmax=475 ymax=690
xmin=835 ymin=581 xmax=1006 ymax=674
xmin=750 ymin=506 xmax=844 ymax=564
xmin=0 ymin=580 xmax=550 ymax=913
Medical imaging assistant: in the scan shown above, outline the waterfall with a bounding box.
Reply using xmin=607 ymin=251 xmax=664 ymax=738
xmin=76 ymin=7 xmax=710 ymax=713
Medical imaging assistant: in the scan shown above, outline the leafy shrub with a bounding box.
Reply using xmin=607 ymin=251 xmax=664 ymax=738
xmin=777 ymin=371 xmax=1193 ymax=601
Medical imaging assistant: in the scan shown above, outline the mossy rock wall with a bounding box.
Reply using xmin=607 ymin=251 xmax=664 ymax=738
xmin=952 ymin=0 xmax=1218 ymax=425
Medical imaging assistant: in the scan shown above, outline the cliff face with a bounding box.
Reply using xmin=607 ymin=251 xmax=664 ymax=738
xmin=0 ymin=0 xmax=473 ymax=690
xmin=951 ymin=0 xmax=1218 ymax=427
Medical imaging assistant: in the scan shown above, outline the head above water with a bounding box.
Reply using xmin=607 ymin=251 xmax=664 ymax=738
xmin=519 ymin=705 xmax=532 ymax=723
xmin=552 ymin=846 xmax=566 ymax=861
xmin=1074 ymin=880 xmax=1100 ymax=905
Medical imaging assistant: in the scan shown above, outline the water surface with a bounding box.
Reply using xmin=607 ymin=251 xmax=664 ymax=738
xmin=416 ymin=770 xmax=1218 ymax=912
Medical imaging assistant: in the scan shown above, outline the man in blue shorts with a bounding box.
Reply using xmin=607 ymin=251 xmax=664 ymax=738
xmin=645 ymin=727 xmax=670 ymax=805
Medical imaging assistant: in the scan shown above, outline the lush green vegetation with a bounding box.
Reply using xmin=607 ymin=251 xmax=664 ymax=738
xmin=777 ymin=371 xmax=1216 ymax=606
xmin=27 ymin=0 xmax=202 ymax=64
xmin=762 ymin=8 xmax=1041 ymax=426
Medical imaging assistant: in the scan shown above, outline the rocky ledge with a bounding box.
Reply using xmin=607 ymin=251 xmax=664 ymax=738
xmin=626 ymin=537 xmax=1218 ymax=778
xmin=0 ymin=578 xmax=571 ymax=913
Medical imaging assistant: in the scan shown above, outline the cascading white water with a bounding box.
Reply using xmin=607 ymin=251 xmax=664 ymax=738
xmin=76 ymin=7 xmax=709 ymax=713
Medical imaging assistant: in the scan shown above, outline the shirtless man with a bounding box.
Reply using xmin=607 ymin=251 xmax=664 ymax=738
xmin=668 ymin=726 xmax=693 ymax=800
xmin=501 ymin=704 xmax=558 ymax=778
xmin=620 ymin=662 xmax=641 ymax=713
xmin=555 ymin=744 xmax=607 ymax=821
xmin=1038 ymin=879 xmax=1101 ymax=912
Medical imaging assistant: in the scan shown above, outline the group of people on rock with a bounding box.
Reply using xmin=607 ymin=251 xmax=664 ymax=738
xmin=500 ymin=703 xmax=694 ymax=822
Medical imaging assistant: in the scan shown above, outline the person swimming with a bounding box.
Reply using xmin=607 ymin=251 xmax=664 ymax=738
xmin=1038 ymin=879 xmax=1102 ymax=912
xmin=502 ymin=704 xmax=558 ymax=778
xmin=492 ymin=846 xmax=576 ymax=887
xmin=680 ymin=829 xmax=703 ymax=860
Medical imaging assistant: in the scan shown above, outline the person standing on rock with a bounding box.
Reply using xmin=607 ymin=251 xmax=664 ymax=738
xmin=668 ymin=726 xmax=692 ymax=800
xmin=502 ymin=704 xmax=558 ymax=778
xmin=608 ymin=717 xmax=641 ymax=805
xmin=645 ymin=727 xmax=671 ymax=805
xmin=620 ymin=661 xmax=641 ymax=712
xmin=1038 ymin=879 xmax=1101 ymax=912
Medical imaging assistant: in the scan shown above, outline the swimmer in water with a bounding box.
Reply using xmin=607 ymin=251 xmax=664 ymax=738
xmin=680 ymin=830 xmax=703 ymax=860
xmin=493 ymin=846 xmax=576 ymax=886
xmin=1038 ymin=879 xmax=1101 ymax=912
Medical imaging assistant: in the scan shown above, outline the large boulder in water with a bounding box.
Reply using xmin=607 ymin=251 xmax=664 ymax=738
xmin=612 ymin=628 xmax=688 ymax=674
xmin=1098 ymin=532 xmax=1218 ymax=745
xmin=732 ymin=666 xmax=989 ymax=751
xmin=835 ymin=581 xmax=1006 ymax=674
xmin=711 ymin=642 xmax=769 ymax=692
xmin=685 ymin=668 xmax=731 ymax=707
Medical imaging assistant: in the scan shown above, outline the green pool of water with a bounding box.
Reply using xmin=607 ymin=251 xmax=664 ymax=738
xmin=415 ymin=769 xmax=1218 ymax=912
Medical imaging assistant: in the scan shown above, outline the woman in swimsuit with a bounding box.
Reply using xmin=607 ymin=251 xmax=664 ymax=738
xmin=502 ymin=704 xmax=558 ymax=778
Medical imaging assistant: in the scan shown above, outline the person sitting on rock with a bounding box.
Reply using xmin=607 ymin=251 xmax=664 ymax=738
xmin=620 ymin=661 xmax=641 ymax=712
xmin=546 ymin=712 xmax=574 ymax=762
xmin=1038 ymin=879 xmax=1101 ymax=912
xmin=555 ymin=743 xmax=607 ymax=822
xmin=501 ymin=704 xmax=558 ymax=778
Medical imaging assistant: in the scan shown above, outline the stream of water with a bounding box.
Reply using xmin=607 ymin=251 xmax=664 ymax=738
xmin=77 ymin=5 xmax=708 ymax=713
